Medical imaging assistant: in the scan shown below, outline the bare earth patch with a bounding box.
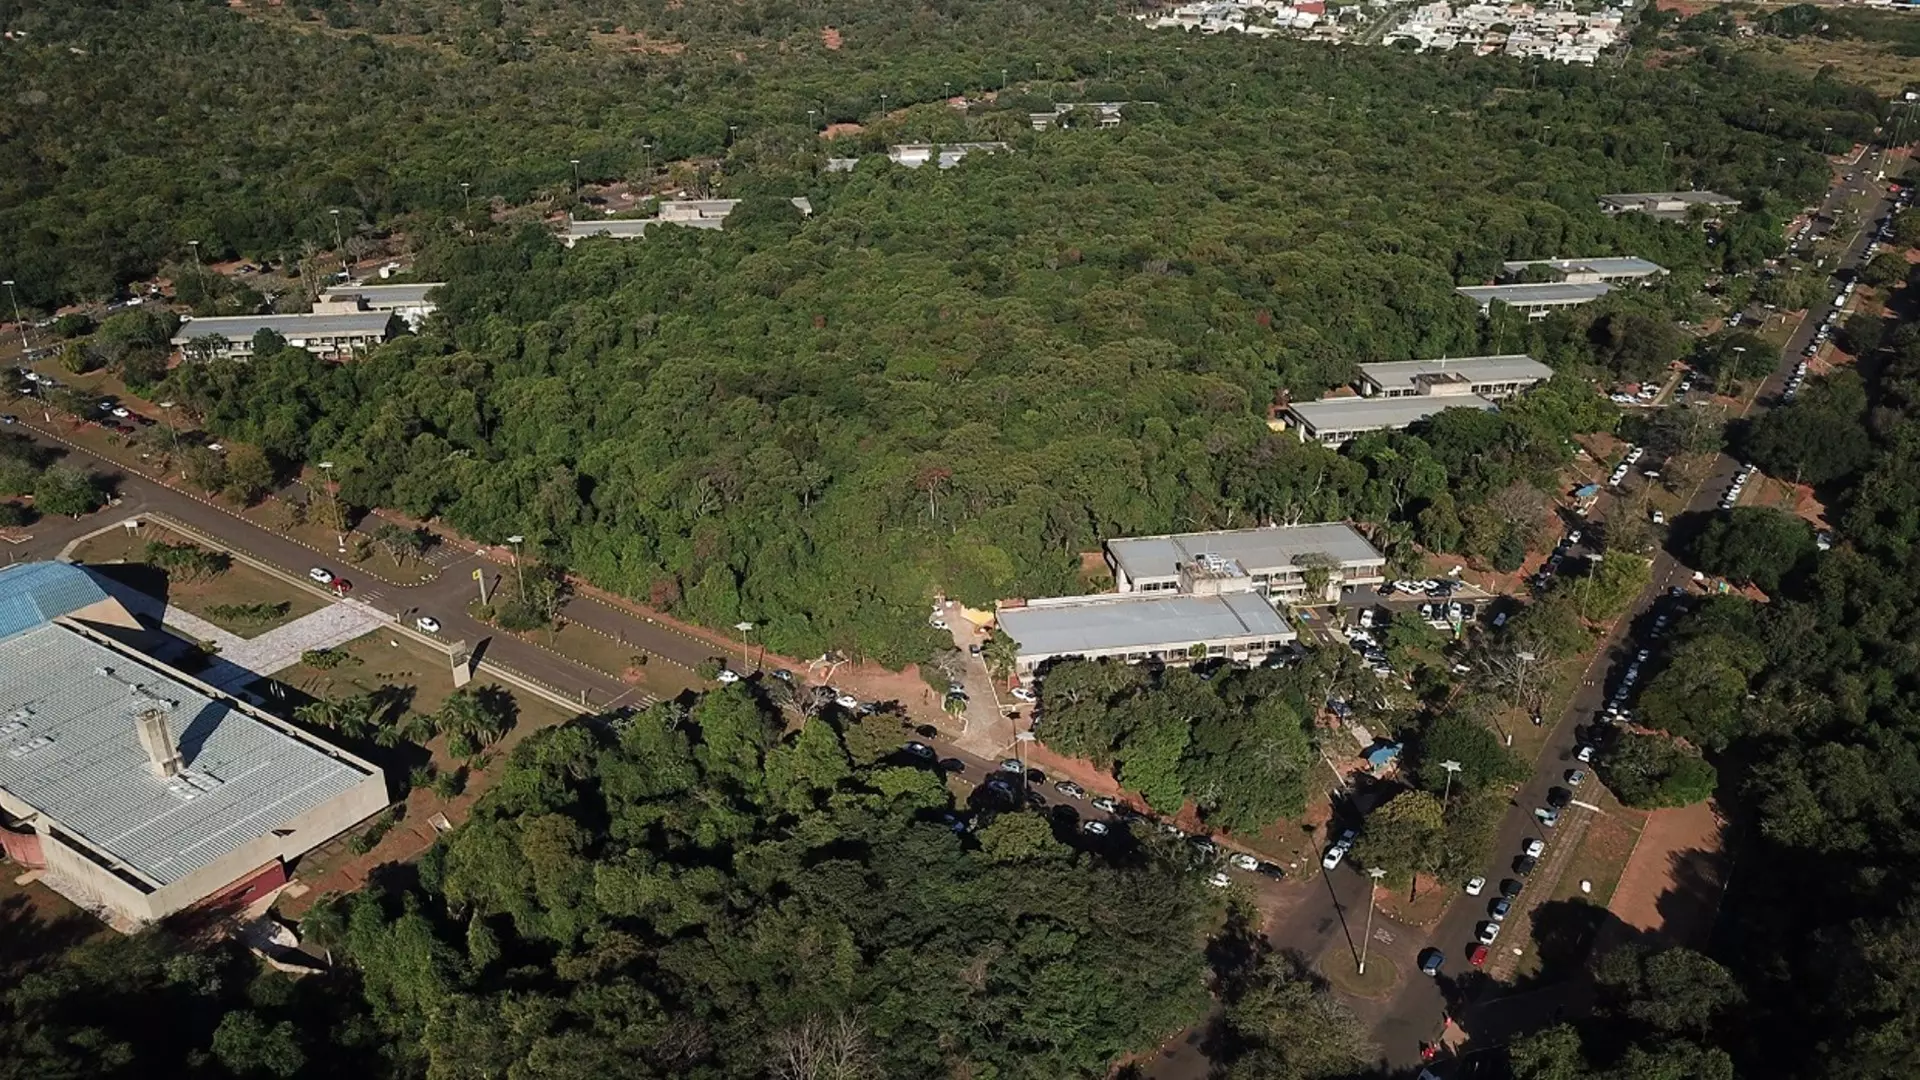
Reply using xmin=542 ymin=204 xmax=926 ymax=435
xmin=1606 ymin=798 xmax=1727 ymax=948
xmin=820 ymin=26 xmax=843 ymax=49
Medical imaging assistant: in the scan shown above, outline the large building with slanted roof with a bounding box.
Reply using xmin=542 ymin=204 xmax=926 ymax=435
xmin=0 ymin=562 xmax=386 ymax=929
xmin=170 ymin=311 xmax=397 ymax=361
xmin=1355 ymin=355 xmax=1554 ymax=401
xmin=997 ymin=524 xmax=1385 ymax=674
xmin=1105 ymin=523 xmax=1385 ymax=601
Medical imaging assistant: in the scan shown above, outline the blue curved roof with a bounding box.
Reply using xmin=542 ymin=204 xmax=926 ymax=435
xmin=0 ymin=562 xmax=112 ymax=642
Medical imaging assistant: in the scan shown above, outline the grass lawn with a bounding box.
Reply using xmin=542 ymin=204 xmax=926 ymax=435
xmin=73 ymin=521 xmax=326 ymax=637
xmin=1317 ymin=947 xmax=1398 ymax=999
xmin=1550 ymin=791 xmax=1646 ymax=910
xmin=269 ymin=629 xmax=574 ymax=739
xmin=1376 ymin=874 xmax=1452 ymax=927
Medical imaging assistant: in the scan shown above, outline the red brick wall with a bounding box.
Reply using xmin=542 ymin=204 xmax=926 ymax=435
xmin=0 ymin=825 xmax=45 ymax=868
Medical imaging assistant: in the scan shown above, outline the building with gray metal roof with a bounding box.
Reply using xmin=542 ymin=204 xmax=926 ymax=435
xmin=1356 ymin=355 xmax=1554 ymax=400
xmin=0 ymin=562 xmax=137 ymax=641
xmin=1106 ymin=523 xmax=1385 ymax=601
xmin=1284 ymin=394 xmax=1499 ymax=445
xmin=1455 ymin=281 xmax=1614 ymax=316
xmin=170 ymin=312 xmax=397 ymax=361
xmin=318 ymin=282 xmax=444 ymax=330
xmin=1498 ymin=256 xmax=1667 ymax=282
xmin=997 ymin=590 xmax=1295 ymax=675
xmin=0 ymin=579 xmax=385 ymax=928
xmin=1598 ymin=191 xmax=1740 ymax=219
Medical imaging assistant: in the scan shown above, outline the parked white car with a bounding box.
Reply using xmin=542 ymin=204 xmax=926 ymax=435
xmin=716 ymin=669 xmax=742 ymax=684
xmin=414 ymin=616 xmax=441 ymax=634
xmin=1010 ymin=687 xmax=1036 ymax=703
xmin=307 ymin=567 xmax=335 ymax=585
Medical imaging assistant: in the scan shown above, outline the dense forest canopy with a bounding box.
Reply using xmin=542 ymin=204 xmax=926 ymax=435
xmin=5 ymin=692 xmax=1314 ymax=1080
xmin=7 ymin=0 xmax=1863 ymax=662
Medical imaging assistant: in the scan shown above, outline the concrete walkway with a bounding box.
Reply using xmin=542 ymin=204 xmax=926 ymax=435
xmin=93 ymin=578 xmax=382 ymax=692
xmin=219 ymin=604 xmax=383 ymax=678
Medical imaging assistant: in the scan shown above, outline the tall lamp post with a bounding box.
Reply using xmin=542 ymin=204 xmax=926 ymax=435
xmin=186 ymin=239 xmax=204 ymax=301
xmin=1 ymin=279 xmax=26 ymax=354
xmin=1358 ymin=867 xmax=1388 ymax=974
xmin=329 ymin=209 xmax=344 ymax=267
xmin=505 ymin=534 xmax=527 ymax=607
xmin=569 ymin=158 xmax=582 ymax=195
xmin=1439 ymin=759 xmax=1463 ymax=805
xmin=317 ymin=462 xmax=344 ymax=553
xmin=734 ymin=621 xmax=756 ymax=673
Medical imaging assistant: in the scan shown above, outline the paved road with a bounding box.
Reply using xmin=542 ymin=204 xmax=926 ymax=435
xmin=6 ymin=429 xmax=657 ymax=711
xmin=1355 ymin=148 xmax=1902 ymax=1072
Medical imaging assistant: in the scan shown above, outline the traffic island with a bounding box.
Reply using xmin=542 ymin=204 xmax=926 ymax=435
xmin=1317 ymin=948 xmax=1399 ymax=1000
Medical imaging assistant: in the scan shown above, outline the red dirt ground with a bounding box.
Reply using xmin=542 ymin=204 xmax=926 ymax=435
xmin=1606 ymin=798 xmax=1728 ymax=948
xmin=820 ymin=26 xmax=843 ymax=49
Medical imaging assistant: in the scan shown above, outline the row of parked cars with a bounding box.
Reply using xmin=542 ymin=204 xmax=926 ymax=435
xmin=1609 ymin=445 xmax=1645 ymax=489
xmin=1720 ymin=462 xmax=1758 ymax=510
xmin=1783 ymin=358 xmax=1809 ymax=403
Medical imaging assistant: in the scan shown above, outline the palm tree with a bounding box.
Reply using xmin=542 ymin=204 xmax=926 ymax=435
xmin=435 ymin=686 xmax=515 ymax=749
xmin=982 ymin=629 xmax=1018 ymax=683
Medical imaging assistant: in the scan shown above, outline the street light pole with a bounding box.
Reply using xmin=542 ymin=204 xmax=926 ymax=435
xmin=329 ymin=209 xmax=344 ymax=266
xmin=734 ymin=621 xmax=755 ymax=672
xmin=569 ymin=158 xmax=582 ymax=195
xmin=1358 ymin=867 xmax=1388 ymax=974
xmin=1 ymin=279 xmax=26 ymax=354
xmin=1439 ymin=759 xmax=1463 ymax=804
xmin=187 ymin=240 xmax=204 ymax=299
xmin=317 ymin=462 xmax=344 ymax=553
xmin=506 ymin=534 xmax=527 ymax=607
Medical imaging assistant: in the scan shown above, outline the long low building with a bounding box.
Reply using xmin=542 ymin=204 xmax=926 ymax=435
xmin=562 ymin=198 xmax=814 ymax=246
xmin=317 ymin=282 xmax=444 ymax=330
xmin=171 ymin=311 xmax=397 ymax=360
xmin=1284 ymin=394 xmax=1498 ymax=445
xmin=1456 ymin=281 xmax=1613 ymax=316
xmin=1499 ymin=256 xmax=1666 ymax=283
xmin=1356 ymin=355 xmax=1553 ymax=400
xmin=997 ymin=589 xmax=1296 ymax=675
xmin=1106 ymin=523 xmax=1385 ymax=601
xmin=0 ymin=563 xmax=387 ymax=928
xmin=1599 ymin=191 xmax=1740 ymax=219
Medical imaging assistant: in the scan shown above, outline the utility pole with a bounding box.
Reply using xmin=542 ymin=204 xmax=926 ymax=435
xmin=1439 ymin=759 xmax=1463 ymax=804
xmin=1358 ymin=867 xmax=1388 ymax=974
xmin=329 ymin=209 xmax=344 ymax=268
xmin=1 ymin=279 xmax=26 ymax=354
xmin=187 ymin=240 xmax=205 ymax=300
xmin=569 ymin=158 xmax=582 ymax=195
xmin=460 ymin=182 xmax=471 ymax=216
xmin=506 ymin=534 xmax=527 ymax=607
xmin=734 ymin=621 xmax=755 ymax=672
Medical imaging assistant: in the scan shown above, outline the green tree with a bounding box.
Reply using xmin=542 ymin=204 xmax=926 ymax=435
xmin=222 ymin=444 xmax=277 ymax=504
xmin=1688 ymin=507 xmax=1814 ymax=592
xmin=210 ymin=1011 xmax=306 ymax=1078
xmin=1352 ymin=789 xmax=1446 ymax=889
xmin=31 ymin=465 xmax=104 ymax=517
xmin=1602 ymin=733 xmax=1718 ymax=809
xmin=1635 ymin=633 xmax=1763 ymax=750
xmin=1413 ymin=711 xmax=1527 ymax=792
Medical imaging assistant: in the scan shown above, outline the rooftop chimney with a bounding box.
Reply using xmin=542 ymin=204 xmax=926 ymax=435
xmin=134 ymin=704 xmax=183 ymax=779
